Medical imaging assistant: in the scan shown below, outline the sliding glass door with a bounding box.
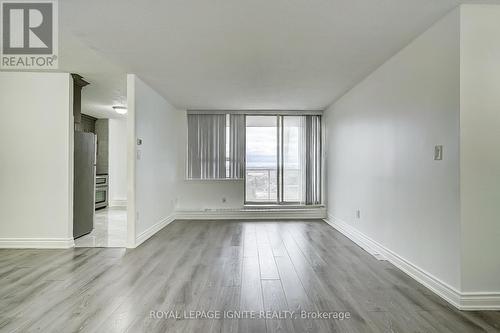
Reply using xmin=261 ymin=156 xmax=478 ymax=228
xmin=282 ymin=116 xmax=305 ymax=203
xmin=245 ymin=115 xmax=309 ymax=204
xmin=245 ymin=116 xmax=278 ymax=203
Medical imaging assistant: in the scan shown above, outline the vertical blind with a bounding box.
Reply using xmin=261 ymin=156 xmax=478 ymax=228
xmin=187 ymin=113 xmax=245 ymax=179
xmin=228 ymin=114 xmax=245 ymax=179
xmin=305 ymin=115 xmax=322 ymax=205
xmin=187 ymin=114 xmax=226 ymax=179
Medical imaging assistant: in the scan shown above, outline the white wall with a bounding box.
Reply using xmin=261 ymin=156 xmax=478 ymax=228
xmin=0 ymin=72 xmax=74 ymax=248
xmin=108 ymin=118 xmax=128 ymax=206
xmin=325 ymin=9 xmax=461 ymax=289
xmin=460 ymin=5 xmax=500 ymax=293
xmin=176 ymin=179 xmax=245 ymax=211
xmin=175 ymin=112 xmax=245 ymax=211
xmin=127 ymin=74 xmax=181 ymax=246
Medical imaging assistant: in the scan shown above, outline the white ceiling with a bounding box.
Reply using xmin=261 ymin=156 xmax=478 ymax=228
xmin=58 ymin=33 xmax=127 ymax=119
xmin=59 ymin=0 xmax=467 ymax=111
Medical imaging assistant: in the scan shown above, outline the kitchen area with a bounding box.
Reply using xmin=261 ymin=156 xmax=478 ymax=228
xmin=72 ymin=74 xmax=128 ymax=248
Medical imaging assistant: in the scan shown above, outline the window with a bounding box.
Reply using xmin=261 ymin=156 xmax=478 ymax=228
xmin=245 ymin=114 xmax=321 ymax=205
xmin=245 ymin=116 xmax=278 ymax=202
xmin=187 ymin=111 xmax=322 ymax=205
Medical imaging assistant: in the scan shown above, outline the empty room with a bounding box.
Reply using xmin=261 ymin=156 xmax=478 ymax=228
xmin=0 ymin=0 xmax=500 ymax=332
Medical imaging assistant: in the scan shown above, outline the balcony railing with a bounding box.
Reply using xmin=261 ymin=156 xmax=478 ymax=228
xmin=245 ymin=167 xmax=301 ymax=202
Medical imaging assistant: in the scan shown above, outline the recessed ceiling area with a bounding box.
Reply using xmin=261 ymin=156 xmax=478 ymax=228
xmin=60 ymin=0 xmax=464 ymax=110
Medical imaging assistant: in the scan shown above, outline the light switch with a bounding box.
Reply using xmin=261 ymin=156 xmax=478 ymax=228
xmin=137 ymin=138 xmax=143 ymax=145
xmin=434 ymin=145 xmax=443 ymax=160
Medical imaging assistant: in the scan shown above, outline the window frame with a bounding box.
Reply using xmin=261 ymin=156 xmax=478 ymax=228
xmin=243 ymin=114 xmax=309 ymax=206
xmin=185 ymin=110 xmax=324 ymax=207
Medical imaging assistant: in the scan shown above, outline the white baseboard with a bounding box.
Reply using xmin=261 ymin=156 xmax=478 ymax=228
xmin=324 ymin=214 xmax=500 ymax=311
xmin=0 ymin=238 xmax=75 ymax=249
xmin=460 ymin=293 xmax=500 ymax=311
xmin=134 ymin=214 xmax=176 ymax=248
xmin=325 ymin=214 xmax=387 ymax=261
xmin=109 ymin=199 xmax=127 ymax=207
xmin=175 ymin=207 xmax=326 ymax=220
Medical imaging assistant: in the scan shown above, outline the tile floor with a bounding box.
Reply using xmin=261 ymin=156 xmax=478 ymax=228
xmin=75 ymin=207 xmax=127 ymax=247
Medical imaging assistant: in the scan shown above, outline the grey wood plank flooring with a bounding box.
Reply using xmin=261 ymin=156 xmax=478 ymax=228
xmin=0 ymin=220 xmax=499 ymax=333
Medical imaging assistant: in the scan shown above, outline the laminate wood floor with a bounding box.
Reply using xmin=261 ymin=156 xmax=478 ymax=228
xmin=0 ymin=220 xmax=499 ymax=332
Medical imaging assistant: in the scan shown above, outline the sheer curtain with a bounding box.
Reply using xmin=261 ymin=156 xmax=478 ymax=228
xmin=187 ymin=114 xmax=226 ymax=179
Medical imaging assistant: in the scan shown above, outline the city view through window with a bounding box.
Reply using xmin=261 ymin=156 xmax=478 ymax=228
xmin=245 ymin=116 xmax=304 ymax=203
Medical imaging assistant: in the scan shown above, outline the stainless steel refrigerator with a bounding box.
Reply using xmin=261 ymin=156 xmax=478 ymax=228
xmin=73 ymin=131 xmax=96 ymax=238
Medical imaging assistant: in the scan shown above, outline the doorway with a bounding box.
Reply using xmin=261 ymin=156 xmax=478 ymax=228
xmin=74 ymin=116 xmax=128 ymax=247
xmin=71 ymin=72 xmax=129 ymax=248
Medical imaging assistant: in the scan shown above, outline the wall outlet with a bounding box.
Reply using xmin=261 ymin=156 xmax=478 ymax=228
xmin=356 ymin=210 xmax=361 ymax=219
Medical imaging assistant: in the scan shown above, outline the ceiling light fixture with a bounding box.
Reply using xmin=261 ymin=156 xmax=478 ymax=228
xmin=112 ymin=105 xmax=127 ymax=114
